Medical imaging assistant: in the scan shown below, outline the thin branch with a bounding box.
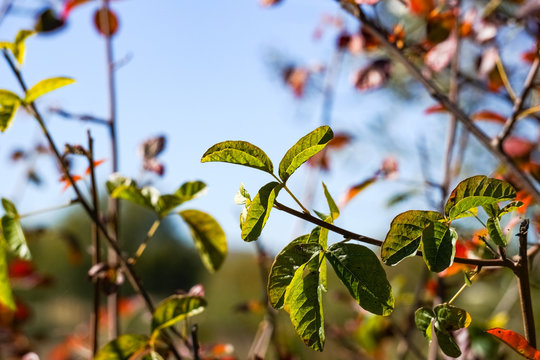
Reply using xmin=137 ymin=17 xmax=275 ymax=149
xmin=335 ymin=1 xmax=540 ymax=206
xmin=274 ymin=200 xmax=512 ymax=268
xmin=515 ymin=219 xmax=536 ymax=347
xmin=19 ymin=200 xmax=78 ymax=218
xmin=49 ymin=107 xmax=109 ymax=126
xmin=129 ymin=219 xmax=161 ymax=265
xmin=191 ymin=324 xmax=200 ymax=360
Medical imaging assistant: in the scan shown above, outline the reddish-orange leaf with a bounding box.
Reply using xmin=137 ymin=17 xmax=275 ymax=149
xmin=60 ymin=175 xmax=82 ymax=191
xmin=94 ymin=7 xmax=119 ymax=37
xmin=516 ymin=190 xmax=534 ymax=214
xmin=9 ymin=259 xmax=35 ymax=278
xmin=328 ymin=132 xmax=352 ymax=149
xmin=388 ymin=24 xmax=405 ymax=49
xmin=424 ymin=278 xmax=438 ymax=297
xmin=339 ymin=177 xmax=377 ymax=208
xmin=487 ymin=328 xmax=540 ymax=359
xmin=425 ymin=104 xmax=447 ymax=114
xmin=85 ymin=158 xmax=106 ymax=175
xmin=502 ymin=137 xmax=534 ymax=160
xmin=409 ymin=0 xmax=434 ymax=16
xmin=522 ymin=48 xmax=537 ymax=64
xmin=62 ymin=0 xmax=92 ymax=19
xmin=487 ymin=67 xmax=504 ymax=92
xmin=472 ymin=228 xmax=489 ymax=245
xmin=471 ymin=110 xmax=506 ymax=124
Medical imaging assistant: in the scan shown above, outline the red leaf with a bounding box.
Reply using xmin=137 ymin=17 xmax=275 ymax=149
xmin=59 ymin=175 xmax=82 ymax=191
xmin=516 ymin=190 xmax=534 ymax=214
xmin=439 ymin=242 xmax=472 ymax=277
xmin=327 ymin=132 xmax=352 ymax=149
xmin=85 ymin=158 xmax=106 ymax=175
xmin=409 ymin=0 xmax=434 ymax=16
xmin=502 ymin=137 xmax=534 ymax=159
xmin=425 ymin=104 xmax=447 ymax=114
xmin=487 ymin=328 xmax=540 ymax=359
xmin=62 ymin=0 xmax=92 ymax=19
xmin=339 ymin=177 xmax=377 ymax=208
xmin=94 ymin=7 xmax=119 ymax=37
xmin=471 ymin=110 xmax=506 ymax=124
xmin=9 ymin=259 xmax=35 ymax=278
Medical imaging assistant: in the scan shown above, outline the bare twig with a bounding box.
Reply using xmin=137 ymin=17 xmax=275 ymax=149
xmin=191 ymin=324 xmax=200 ymax=360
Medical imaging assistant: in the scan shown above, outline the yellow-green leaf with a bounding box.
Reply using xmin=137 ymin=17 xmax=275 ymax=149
xmin=0 ymin=241 xmax=15 ymax=311
xmin=415 ymin=307 xmax=435 ymax=340
xmin=13 ymin=30 xmax=35 ymax=65
xmin=95 ymin=334 xmax=149 ymax=360
xmin=201 ymin=140 xmax=273 ymax=174
xmin=279 ymin=126 xmax=333 ymax=183
xmin=241 ymin=181 xmax=282 ymax=242
xmin=179 ymin=209 xmax=227 ymax=272
xmin=421 ymin=222 xmax=457 ymax=273
xmin=24 ymin=77 xmax=75 ymax=104
xmin=487 ymin=216 xmax=506 ymax=247
xmin=284 ymin=256 xmax=325 ymax=351
xmin=1 ymin=198 xmax=30 ymax=260
xmin=322 ymin=182 xmax=339 ymax=220
xmin=0 ymin=90 xmax=21 ymax=132
xmin=327 ymin=243 xmax=394 ymax=315
xmin=151 ymin=295 xmax=206 ymax=336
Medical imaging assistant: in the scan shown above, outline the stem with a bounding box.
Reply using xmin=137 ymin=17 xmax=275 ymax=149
xmin=191 ymin=324 xmax=200 ymax=360
xmin=448 ymin=268 xmax=480 ymax=305
xmin=336 ymin=2 xmax=540 ymax=206
xmin=271 ymin=174 xmax=310 ymax=214
xmin=515 ymin=219 xmax=536 ymax=347
xmin=88 ymin=130 xmax=101 ymax=357
xmin=19 ymin=200 xmax=78 ymax=218
xmin=273 ymin=201 xmax=511 ymax=268
xmin=129 ymin=219 xmax=161 ymax=264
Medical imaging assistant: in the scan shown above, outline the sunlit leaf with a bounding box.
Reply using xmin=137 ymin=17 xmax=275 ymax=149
xmin=241 ymin=182 xmax=282 ymax=242
xmin=151 ymin=295 xmax=206 ymax=337
xmin=284 ymin=256 xmax=325 ymax=351
xmin=435 ymin=304 xmax=471 ymax=331
xmin=487 ymin=328 xmax=539 ymax=359
xmin=157 ymin=181 xmax=207 ymax=216
xmin=382 ymin=210 xmax=443 ymax=265
xmin=12 ymin=30 xmax=35 ymax=65
xmin=279 ymin=126 xmax=333 ymax=182
xmin=327 ymin=243 xmax=394 ymax=315
xmin=499 ymin=201 xmax=523 ymax=217
xmin=487 ymin=217 xmax=506 ymax=247
xmin=340 ymin=177 xmax=376 ymax=208
xmin=421 ymin=221 xmax=457 ymax=273
xmin=409 ymin=0 xmax=434 ymax=15
xmin=267 ymin=236 xmax=321 ymax=309
xmin=201 ymin=141 xmax=274 ymax=174
xmin=62 ymin=0 xmax=92 ymax=18
xmin=106 ymin=174 xmax=157 ymax=210
xmin=472 ymin=110 xmax=506 ymax=124
xmin=95 ymin=334 xmax=149 ymax=360
xmin=0 ymin=243 xmax=15 ymax=311
xmin=0 ymin=90 xmax=21 ymax=132
xmin=179 ymin=209 xmax=226 ymax=273
xmin=234 ymin=183 xmax=251 ymax=205
xmin=415 ymin=307 xmax=435 ymax=340
xmin=309 ymin=226 xmax=328 ymax=291
xmin=1 ymin=199 xmax=31 ymax=260
xmin=322 ymin=182 xmax=339 ymax=220
xmin=24 ymin=77 xmax=75 ymax=104
xmin=445 ymin=176 xmax=516 ymax=220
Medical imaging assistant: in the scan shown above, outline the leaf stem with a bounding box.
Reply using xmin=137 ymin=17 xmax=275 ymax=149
xmin=448 ymin=268 xmax=480 ymax=305
xmin=19 ymin=200 xmax=78 ymax=218
xmin=129 ymin=219 xmax=161 ymax=265
xmin=271 ymin=174 xmax=310 ymax=214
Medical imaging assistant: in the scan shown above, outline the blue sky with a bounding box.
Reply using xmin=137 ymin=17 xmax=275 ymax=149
xmin=0 ymin=0 xmax=466 ymax=254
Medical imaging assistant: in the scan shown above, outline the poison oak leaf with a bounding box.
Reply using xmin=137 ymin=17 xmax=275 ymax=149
xmin=487 ymin=328 xmax=540 ymax=359
xmin=471 ymin=110 xmax=506 ymax=124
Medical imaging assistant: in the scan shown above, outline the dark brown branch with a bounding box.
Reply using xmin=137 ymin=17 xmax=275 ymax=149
xmin=335 ymin=1 xmax=540 ymax=206
xmin=515 ymin=219 xmax=536 ymax=347
xmin=274 ymin=201 xmax=512 ymax=268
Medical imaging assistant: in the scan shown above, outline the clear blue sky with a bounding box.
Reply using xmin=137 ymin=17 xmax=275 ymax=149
xmin=0 ymin=0 xmax=469 ymax=254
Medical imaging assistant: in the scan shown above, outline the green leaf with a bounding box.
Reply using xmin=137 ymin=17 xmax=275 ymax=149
xmin=241 ymin=181 xmax=282 ymax=242
xmin=415 ymin=307 xmax=435 ymax=340
xmin=2 ymin=216 xmax=31 ymax=260
xmin=445 ymin=175 xmax=516 ymax=220
xmin=234 ymin=183 xmax=251 ymax=205
xmin=156 ymin=181 xmax=207 ymax=216
xmin=284 ymin=256 xmax=325 ymax=351
xmin=24 ymin=77 xmax=75 ymax=104
xmin=95 ymin=334 xmax=149 ymax=360
xmin=278 ymin=126 xmax=333 ymax=182
xmin=499 ymin=201 xmax=523 ymax=217
xmin=327 ymin=243 xmax=394 ymax=316
xmin=381 ymin=210 xmax=443 ymax=266
xmin=0 ymin=90 xmax=21 ymax=132
xmin=201 ymin=141 xmax=273 ymax=174
xmin=435 ymin=327 xmax=461 ymax=358
xmin=322 ymin=182 xmax=339 ymax=220
xmin=309 ymin=226 xmax=328 ymax=291
xmin=421 ymin=221 xmax=457 ymax=273
xmin=106 ymin=174 xmax=159 ymax=211
xmin=487 ymin=217 xmax=506 ymax=247
xmin=483 ymin=203 xmax=499 ymax=218
xmin=267 ymin=235 xmax=321 ymax=309
xmin=12 ymin=30 xmax=35 ymax=65
xmin=2 ymin=198 xmax=18 ymax=217
xmin=179 ymin=209 xmax=227 ymax=273
xmin=0 ymin=244 xmax=15 ymax=311
xmin=151 ymin=295 xmax=206 ymax=335
xmin=435 ymin=304 xmax=471 ymax=331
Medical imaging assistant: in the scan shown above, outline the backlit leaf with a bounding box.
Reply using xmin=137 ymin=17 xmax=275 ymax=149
xmin=415 ymin=307 xmax=435 ymax=340
xmin=487 ymin=328 xmax=539 ymax=359
xmin=487 ymin=217 xmax=506 ymax=247
xmin=157 ymin=181 xmax=207 ymax=216
xmin=179 ymin=209 xmax=227 ymax=273
xmin=267 ymin=236 xmax=321 ymax=309
xmin=435 ymin=304 xmax=471 ymax=331
xmin=309 ymin=226 xmax=328 ymax=291
xmin=284 ymin=256 xmax=325 ymax=351
xmin=445 ymin=176 xmax=516 ymax=220
xmin=327 ymin=243 xmax=394 ymax=315
xmin=241 ymin=182 xmax=282 ymax=242
xmin=12 ymin=30 xmax=35 ymax=65
xmin=1 ymin=199 xmax=31 ymax=260
xmin=279 ymin=126 xmax=333 ymax=182
xmin=202 ymin=140 xmax=273 ymax=174
xmin=106 ymin=174 xmax=157 ymax=211
xmin=0 ymin=90 xmax=21 ymax=132
xmin=322 ymin=182 xmax=339 ymax=220
xmin=234 ymin=183 xmax=251 ymax=205
xmin=421 ymin=221 xmax=457 ymax=273
xmin=382 ymin=210 xmax=443 ymax=265
xmin=0 ymin=244 xmax=15 ymax=311
xmin=95 ymin=334 xmax=149 ymax=360
xmin=151 ymin=295 xmax=206 ymax=335
xmin=499 ymin=201 xmax=523 ymax=217
xmin=340 ymin=177 xmax=376 ymax=208
xmin=24 ymin=77 xmax=75 ymax=104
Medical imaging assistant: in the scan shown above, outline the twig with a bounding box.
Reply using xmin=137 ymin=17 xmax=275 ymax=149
xmin=514 ymin=219 xmax=536 ymax=347
xmin=19 ymin=200 xmax=78 ymax=218
xmin=191 ymin=324 xmax=200 ymax=360
xmin=335 ymin=1 xmax=540 ymax=206
xmin=129 ymin=219 xmax=161 ymax=264
xmin=274 ymin=200 xmax=512 ymax=268
xmin=88 ymin=130 xmax=101 ymax=357
xmin=49 ymin=107 xmax=109 ymax=126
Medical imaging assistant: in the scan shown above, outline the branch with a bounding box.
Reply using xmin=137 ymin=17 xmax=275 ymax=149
xmin=335 ymin=1 xmax=540 ymax=205
xmin=274 ymin=201 xmax=512 ymax=268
